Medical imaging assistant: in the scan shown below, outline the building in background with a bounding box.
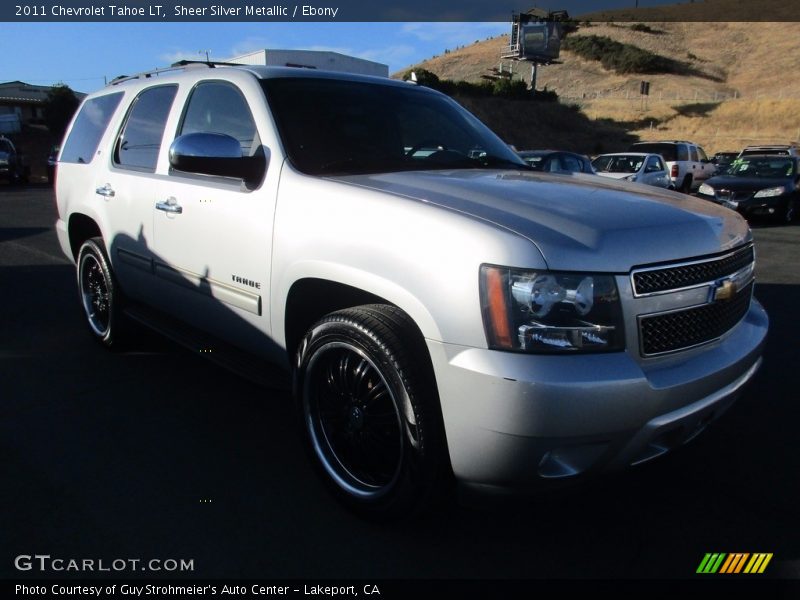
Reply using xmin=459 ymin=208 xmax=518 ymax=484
xmin=0 ymin=81 xmax=86 ymax=134
xmin=224 ymin=49 xmax=388 ymax=78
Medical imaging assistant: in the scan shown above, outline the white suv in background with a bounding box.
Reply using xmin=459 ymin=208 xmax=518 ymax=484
xmin=628 ymin=140 xmax=713 ymax=193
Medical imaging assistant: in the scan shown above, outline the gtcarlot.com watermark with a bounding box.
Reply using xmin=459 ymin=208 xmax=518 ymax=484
xmin=14 ymin=554 xmax=194 ymax=573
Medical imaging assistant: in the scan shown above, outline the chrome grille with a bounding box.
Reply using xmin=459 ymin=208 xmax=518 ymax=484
xmin=632 ymin=245 xmax=754 ymax=296
xmin=639 ymin=282 xmax=753 ymax=356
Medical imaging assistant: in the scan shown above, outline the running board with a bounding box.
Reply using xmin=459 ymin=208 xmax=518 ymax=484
xmin=124 ymin=304 xmax=290 ymax=392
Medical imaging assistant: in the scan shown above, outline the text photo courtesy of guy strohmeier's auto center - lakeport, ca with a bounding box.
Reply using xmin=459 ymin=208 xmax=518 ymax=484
xmin=2 ymin=0 xmax=800 ymax=594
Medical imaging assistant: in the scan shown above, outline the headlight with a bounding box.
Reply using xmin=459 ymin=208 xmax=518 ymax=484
xmin=698 ymin=183 xmax=714 ymax=196
xmin=480 ymin=265 xmax=625 ymax=353
xmin=754 ymin=186 xmax=785 ymax=198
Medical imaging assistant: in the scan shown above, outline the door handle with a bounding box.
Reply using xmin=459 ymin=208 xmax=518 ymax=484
xmin=155 ymin=198 xmax=183 ymax=214
xmin=95 ymin=183 xmax=115 ymax=197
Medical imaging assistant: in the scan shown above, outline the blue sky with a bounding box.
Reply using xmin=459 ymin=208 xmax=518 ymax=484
xmin=0 ymin=22 xmax=510 ymax=93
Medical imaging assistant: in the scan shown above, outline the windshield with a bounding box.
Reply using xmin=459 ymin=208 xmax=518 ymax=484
xmin=592 ymin=155 xmax=644 ymax=173
xmin=260 ymin=77 xmax=527 ymax=176
xmin=725 ymin=157 xmax=795 ymax=178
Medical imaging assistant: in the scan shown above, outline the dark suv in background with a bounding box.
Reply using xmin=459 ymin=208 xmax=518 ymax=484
xmin=628 ymin=140 xmax=712 ymax=193
xmin=0 ymin=136 xmax=28 ymax=185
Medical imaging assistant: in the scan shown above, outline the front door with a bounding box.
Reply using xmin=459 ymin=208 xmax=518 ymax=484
xmin=151 ymin=81 xmax=276 ymax=357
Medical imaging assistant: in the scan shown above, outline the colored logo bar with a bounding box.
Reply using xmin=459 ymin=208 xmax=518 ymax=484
xmin=697 ymin=553 xmax=773 ymax=574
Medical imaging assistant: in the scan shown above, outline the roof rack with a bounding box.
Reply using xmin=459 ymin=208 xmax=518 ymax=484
xmin=108 ymin=60 xmax=242 ymax=86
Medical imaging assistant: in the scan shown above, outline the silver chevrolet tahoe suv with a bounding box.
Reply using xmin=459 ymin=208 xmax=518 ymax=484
xmin=55 ymin=64 xmax=768 ymax=518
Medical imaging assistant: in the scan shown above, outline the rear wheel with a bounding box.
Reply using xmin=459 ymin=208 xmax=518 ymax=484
xmin=294 ymin=304 xmax=450 ymax=519
xmin=680 ymin=175 xmax=693 ymax=194
xmin=77 ymin=237 xmax=126 ymax=348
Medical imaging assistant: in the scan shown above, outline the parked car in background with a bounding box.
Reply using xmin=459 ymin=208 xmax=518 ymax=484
xmin=738 ymin=144 xmax=798 ymax=158
xmin=628 ymin=140 xmax=712 ymax=193
xmin=711 ymin=151 xmax=739 ymax=175
xmin=47 ymin=145 xmax=60 ymax=185
xmin=592 ymin=152 xmax=673 ymax=189
xmin=697 ymin=155 xmax=798 ymax=223
xmin=0 ymin=135 xmax=29 ymax=185
xmin=517 ymin=150 xmax=595 ymax=174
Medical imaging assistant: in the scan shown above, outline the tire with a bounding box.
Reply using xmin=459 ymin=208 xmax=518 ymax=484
xmin=294 ymin=304 xmax=450 ymax=519
xmin=76 ymin=237 xmax=126 ymax=348
xmin=679 ymin=175 xmax=693 ymax=194
xmin=781 ymin=199 xmax=796 ymax=224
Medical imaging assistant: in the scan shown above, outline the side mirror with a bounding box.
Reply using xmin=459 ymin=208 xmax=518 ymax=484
xmin=169 ymin=132 xmax=266 ymax=185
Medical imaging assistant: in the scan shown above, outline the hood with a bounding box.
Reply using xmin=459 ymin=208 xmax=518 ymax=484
xmin=706 ymin=175 xmax=791 ymax=191
xmin=596 ymin=172 xmax=634 ymax=180
xmin=330 ymin=170 xmax=750 ymax=272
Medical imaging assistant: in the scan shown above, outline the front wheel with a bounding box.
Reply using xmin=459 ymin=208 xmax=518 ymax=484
xmin=781 ymin=199 xmax=796 ymax=224
xmin=77 ymin=237 xmax=126 ymax=348
xmin=294 ymin=304 xmax=450 ymax=519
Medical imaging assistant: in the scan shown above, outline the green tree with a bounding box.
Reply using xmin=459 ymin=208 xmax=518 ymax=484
xmin=400 ymin=68 xmax=441 ymax=88
xmin=44 ymin=84 xmax=80 ymax=138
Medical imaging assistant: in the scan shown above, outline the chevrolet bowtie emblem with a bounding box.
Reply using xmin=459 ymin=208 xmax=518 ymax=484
xmin=713 ymin=279 xmax=736 ymax=302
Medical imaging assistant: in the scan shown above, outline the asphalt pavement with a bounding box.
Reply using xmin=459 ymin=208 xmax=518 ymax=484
xmin=1 ymin=185 xmax=798 ymax=580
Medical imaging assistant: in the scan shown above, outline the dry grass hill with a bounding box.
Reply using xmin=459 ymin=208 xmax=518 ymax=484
xmin=395 ymin=10 xmax=800 ymax=154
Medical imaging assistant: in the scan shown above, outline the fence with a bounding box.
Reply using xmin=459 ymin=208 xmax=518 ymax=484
xmin=558 ymin=88 xmax=798 ymax=103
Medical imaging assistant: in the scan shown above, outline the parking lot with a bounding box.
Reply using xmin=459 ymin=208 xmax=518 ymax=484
xmin=1 ymin=184 xmax=799 ymax=579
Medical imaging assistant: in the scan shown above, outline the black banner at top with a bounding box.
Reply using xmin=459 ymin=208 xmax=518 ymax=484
xmin=3 ymin=0 xmax=799 ymax=22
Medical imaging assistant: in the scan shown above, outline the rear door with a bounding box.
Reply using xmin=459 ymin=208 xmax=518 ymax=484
xmin=103 ymin=84 xmax=178 ymax=305
xmin=642 ymin=155 xmax=669 ymax=188
xmin=695 ymin=145 xmax=711 ymax=184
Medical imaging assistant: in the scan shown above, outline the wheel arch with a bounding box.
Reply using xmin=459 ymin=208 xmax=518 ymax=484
xmin=68 ymin=213 xmax=102 ymax=260
xmin=283 ymin=277 xmax=438 ymax=366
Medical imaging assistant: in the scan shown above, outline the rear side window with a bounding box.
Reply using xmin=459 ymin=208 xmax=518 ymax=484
xmin=646 ymin=156 xmax=663 ymax=171
xmin=61 ymin=93 xmax=123 ymax=164
xmin=629 ymin=143 xmax=677 ymax=162
xmin=114 ymin=85 xmax=177 ymax=172
xmin=560 ymin=154 xmax=582 ymax=172
xmin=689 ymin=146 xmax=699 ymax=162
xmin=676 ymin=145 xmax=689 ymax=161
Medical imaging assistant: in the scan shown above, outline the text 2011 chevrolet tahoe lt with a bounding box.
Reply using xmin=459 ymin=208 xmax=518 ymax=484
xmin=55 ymin=64 xmax=768 ymax=518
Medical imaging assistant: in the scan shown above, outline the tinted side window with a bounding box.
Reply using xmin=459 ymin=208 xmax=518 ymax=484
xmin=689 ymin=146 xmax=699 ymax=162
xmin=697 ymin=147 xmax=708 ymax=162
xmin=61 ymin=93 xmax=123 ymax=164
xmin=179 ymin=82 xmax=257 ymax=155
xmin=676 ymin=145 xmax=689 ymax=161
xmin=560 ymin=154 xmax=581 ymax=172
xmin=630 ymin=143 xmax=677 ymax=162
xmin=645 ymin=156 xmax=659 ymax=171
xmin=114 ymin=85 xmax=177 ymax=172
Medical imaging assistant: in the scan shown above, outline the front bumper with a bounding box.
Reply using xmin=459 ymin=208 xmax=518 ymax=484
xmin=700 ymin=194 xmax=787 ymax=217
xmin=428 ymin=298 xmax=768 ymax=492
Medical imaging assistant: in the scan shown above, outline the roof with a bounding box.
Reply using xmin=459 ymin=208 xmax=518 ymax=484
xmin=0 ymin=81 xmax=51 ymax=104
xmin=0 ymin=80 xmax=86 ymax=104
xmin=594 ymin=152 xmax=655 ymax=158
xmin=109 ymin=63 xmax=416 ymax=90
